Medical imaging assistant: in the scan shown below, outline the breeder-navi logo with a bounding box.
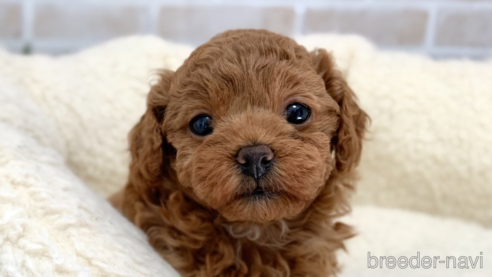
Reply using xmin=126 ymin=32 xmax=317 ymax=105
xmin=367 ymin=252 xmax=484 ymax=269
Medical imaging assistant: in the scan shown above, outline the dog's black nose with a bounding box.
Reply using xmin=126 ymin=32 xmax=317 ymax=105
xmin=236 ymin=145 xmax=274 ymax=180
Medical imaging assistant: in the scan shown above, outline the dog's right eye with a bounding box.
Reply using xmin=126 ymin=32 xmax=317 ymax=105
xmin=190 ymin=115 xmax=213 ymax=136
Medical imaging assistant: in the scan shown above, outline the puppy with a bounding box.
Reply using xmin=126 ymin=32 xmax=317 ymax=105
xmin=110 ymin=29 xmax=368 ymax=277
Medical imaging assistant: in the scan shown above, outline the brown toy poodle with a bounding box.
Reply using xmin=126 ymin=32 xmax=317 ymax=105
xmin=110 ymin=29 xmax=368 ymax=277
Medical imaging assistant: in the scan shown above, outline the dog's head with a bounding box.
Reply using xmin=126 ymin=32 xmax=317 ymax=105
xmin=130 ymin=30 xmax=368 ymax=223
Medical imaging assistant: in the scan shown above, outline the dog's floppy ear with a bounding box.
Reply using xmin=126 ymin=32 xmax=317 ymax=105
xmin=129 ymin=70 xmax=176 ymax=197
xmin=311 ymin=49 xmax=369 ymax=174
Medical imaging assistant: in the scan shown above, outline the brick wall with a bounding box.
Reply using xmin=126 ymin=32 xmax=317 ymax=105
xmin=0 ymin=0 xmax=491 ymax=59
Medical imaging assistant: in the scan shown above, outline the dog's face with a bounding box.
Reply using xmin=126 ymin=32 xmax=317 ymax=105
xmin=132 ymin=30 xmax=367 ymax=223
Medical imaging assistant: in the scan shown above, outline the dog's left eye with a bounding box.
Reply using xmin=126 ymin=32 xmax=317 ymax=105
xmin=285 ymin=103 xmax=311 ymax=124
xmin=190 ymin=115 xmax=213 ymax=136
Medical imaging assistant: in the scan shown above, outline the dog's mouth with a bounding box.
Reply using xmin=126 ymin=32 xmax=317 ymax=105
xmin=240 ymin=186 xmax=276 ymax=201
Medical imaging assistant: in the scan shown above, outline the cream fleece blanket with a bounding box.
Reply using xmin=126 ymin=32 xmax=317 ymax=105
xmin=0 ymin=35 xmax=491 ymax=277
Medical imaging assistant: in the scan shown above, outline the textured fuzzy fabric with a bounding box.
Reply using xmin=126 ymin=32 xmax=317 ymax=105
xmin=340 ymin=206 xmax=492 ymax=277
xmin=1 ymin=35 xmax=491 ymax=276
xmin=0 ymin=80 xmax=179 ymax=276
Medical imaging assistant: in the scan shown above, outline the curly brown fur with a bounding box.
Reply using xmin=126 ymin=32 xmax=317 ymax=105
xmin=110 ymin=29 xmax=369 ymax=277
